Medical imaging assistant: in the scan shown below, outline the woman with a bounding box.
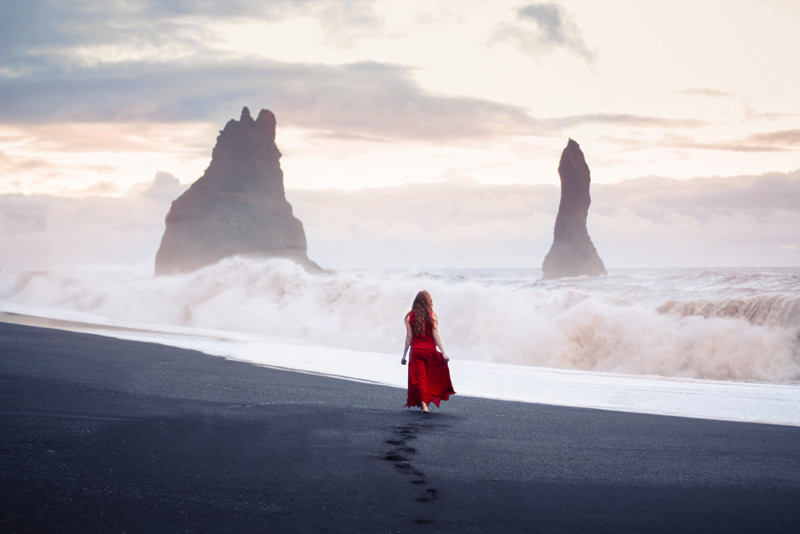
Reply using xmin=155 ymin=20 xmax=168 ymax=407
xmin=401 ymin=290 xmax=456 ymax=413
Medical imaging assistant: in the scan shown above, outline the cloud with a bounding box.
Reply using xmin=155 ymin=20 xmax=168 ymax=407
xmin=748 ymin=129 xmax=800 ymax=147
xmin=490 ymin=3 xmax=594 ymax=62
xmin=0 ymin=2 xmax=544 ymax=144
xmin=0 ymin=172 xmax=188 ymax=271
xmin=588 ymin=171 xmax=800 ymax=267
xmin=0 ymin=1 xmax=208 ymax=74
xmin=2 ymin=169 xmax=799 ymax=271
xmin=258 ymin=182 xmax=558 ymax=269
xmin=0 ymin=0 xmax=379 ymax=68
xmin=0 ymin=54 xmax=700 ymax=144
xmin=670 ymin=140 xmax=791 ymax=153
xmin=743 ymin=107 xmax=794 ymax=121
xmin=0 ymin=59 xmax=543 ymax=141
xmin=0 ymin=150 xmax=53 ymax=174
xmin=603 ymin=131 xmax=800 ymax=155
xmin=143 ymin=0 xmax=383 ymax=45
xmin=1 ymin=1 xmax=751 ymax=152
xmin=126 ymin=171 xmax=185 ymax=201
xmin=593 ymin=171 xmax=800 ymax=219
xmin=550 ymin=113 xmax=704 ymax=129
xmin=311 ymin=131 xmax=389 ymax=143
xmin=288 ymin=171 xmax=800 ymax=268
xmin=674 ymin=88 xmax=736 ymax=98
xmin=661 ymin=133 xmax=796 ymax=153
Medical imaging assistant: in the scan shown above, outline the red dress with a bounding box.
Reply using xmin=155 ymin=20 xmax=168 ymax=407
xmin=405 ymin=311 xmax=456 ymax=409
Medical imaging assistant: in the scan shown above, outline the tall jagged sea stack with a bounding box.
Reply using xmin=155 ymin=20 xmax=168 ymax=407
xmin=155 ymin=107 xmax=318 ymax=275
xmin=542 ymin=139 xmax=606 ymax=279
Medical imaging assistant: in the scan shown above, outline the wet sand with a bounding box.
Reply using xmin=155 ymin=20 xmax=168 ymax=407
xmin=1 ymin=321 xmax=799 ymax=533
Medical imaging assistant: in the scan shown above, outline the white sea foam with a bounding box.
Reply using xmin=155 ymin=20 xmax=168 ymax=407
xmin=1 ymin=258 xmax=798 ymax=383
xmin=82 ymin=327 xmax=800 ymax=427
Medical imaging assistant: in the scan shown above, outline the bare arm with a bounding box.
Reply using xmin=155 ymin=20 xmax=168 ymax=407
xmin=401 ymin=313 xmax=412 ymax=365
xmin=431 ymin=312 xmax=450 ymax=362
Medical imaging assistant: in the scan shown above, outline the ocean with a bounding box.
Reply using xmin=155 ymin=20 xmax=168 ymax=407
xmin=2 ymin=258 xmax=799 ymax=425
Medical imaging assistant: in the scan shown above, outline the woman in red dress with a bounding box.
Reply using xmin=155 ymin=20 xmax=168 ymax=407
xmin=401 ymin=290 xmax=456 ymax=413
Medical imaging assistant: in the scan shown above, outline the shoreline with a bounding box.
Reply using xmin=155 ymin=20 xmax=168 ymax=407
xmin=2 ymin=322 xmax=800 ymax=532
xmin=2 ymin=311 xmax=800 ymax=429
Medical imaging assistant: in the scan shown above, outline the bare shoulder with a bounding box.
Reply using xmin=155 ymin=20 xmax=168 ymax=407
xmin=404 ymin=311 xmax=412 ymax=324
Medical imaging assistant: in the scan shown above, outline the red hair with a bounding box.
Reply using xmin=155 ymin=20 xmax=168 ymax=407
xmin=411 ymin=290 xmax=433 ymax=336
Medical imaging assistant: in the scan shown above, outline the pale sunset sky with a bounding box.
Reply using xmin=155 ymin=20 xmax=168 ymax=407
xmin=1 ymin=0 xmax=798 ymax=270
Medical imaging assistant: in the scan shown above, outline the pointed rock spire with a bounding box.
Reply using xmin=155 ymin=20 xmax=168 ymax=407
xmin=541 ymin=139 xmax=606 ymax=279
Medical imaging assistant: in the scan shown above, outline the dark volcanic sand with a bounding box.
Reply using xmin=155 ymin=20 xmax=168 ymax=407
xmin=1 ymin=322 xmax=799 ymax=533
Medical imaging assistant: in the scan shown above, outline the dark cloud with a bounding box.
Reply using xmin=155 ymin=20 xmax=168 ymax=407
xmin=518 ymin=4 xmax=570 ymax=41
xmin=0 ymin=1 xmax=81 ymax=54
xmin=0 ymin=59 xmax=542 ymax=141
xmin=0 ymin=1 xmax=207 ymax=73
xmin=0 ymin=1 xmax=523 ymax=142
xmin=0 ymin=53 xmax=704 ymax=142
xmin=0 ymin=0 xmax=379 ymax=72
xmin=490 ymin=3 xmax=594 ymax=62
xmin=0 ymin=1 xmax=772 ymax=151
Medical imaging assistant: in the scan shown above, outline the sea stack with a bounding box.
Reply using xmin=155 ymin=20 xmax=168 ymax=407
xmin=155 ymin=107 xmax=319 ymax=275
xmin=541 ymin=139 xmax=606 ymax=279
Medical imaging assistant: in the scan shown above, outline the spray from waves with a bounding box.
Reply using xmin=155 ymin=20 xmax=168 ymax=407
xmin=658 ymin=295 xmax=800 ymax=327
xmin=1 ymin=257 xmax=798 ymax=383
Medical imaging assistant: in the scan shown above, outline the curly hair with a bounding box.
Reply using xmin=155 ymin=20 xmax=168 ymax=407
xmin=411 ymin=290 xmax=434 ymax=336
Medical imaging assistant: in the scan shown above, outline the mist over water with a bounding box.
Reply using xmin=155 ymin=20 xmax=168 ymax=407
xmin=1 ymin=258 xmax=798 ymax=383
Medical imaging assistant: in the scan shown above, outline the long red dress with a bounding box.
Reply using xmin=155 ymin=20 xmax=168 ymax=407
xmin=405 ymin=311 xmax=456 ymax=409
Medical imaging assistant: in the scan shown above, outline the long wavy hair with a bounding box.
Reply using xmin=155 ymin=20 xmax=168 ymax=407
xmin=411 ymin=290 xmax=434 ymax=336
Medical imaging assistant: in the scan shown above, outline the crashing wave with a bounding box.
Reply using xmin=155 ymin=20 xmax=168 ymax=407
xmin=1 ymin=259 xmax=798 ymax=383
xmin=657 ymin=295 xmax=800 ymax=328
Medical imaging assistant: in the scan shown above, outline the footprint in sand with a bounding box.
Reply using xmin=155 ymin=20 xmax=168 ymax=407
xmin=382 ymin=420 xmax=442 ymax=526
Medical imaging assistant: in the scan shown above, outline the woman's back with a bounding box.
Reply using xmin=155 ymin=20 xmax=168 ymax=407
xmin=409 ymin=311 xmax=436 ymax=350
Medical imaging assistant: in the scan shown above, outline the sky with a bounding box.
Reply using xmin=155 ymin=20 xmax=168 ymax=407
xmin=1 ymin=0 xmax=799 ymax=270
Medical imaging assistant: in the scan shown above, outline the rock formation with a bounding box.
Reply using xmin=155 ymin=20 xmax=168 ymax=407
xmin=542 ymin=139 xmax=607 ymax=279
xmin=155 ymin=107 xmax=319 ymax=275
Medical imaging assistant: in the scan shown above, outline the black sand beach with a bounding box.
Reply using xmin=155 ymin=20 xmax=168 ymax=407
xmin=2 ymin=321 xmax=800 ymax=533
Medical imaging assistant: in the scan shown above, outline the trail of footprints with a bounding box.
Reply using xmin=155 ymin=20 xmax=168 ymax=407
xmin=383 ymin=418 xmax=441 ymax=526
